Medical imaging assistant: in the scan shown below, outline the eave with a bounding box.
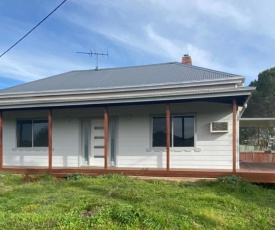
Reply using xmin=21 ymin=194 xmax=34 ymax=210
xmin=0 ymin=86 xmax=255 ymax=110
xmin=0 ymin=77 xmax=244 ymax=99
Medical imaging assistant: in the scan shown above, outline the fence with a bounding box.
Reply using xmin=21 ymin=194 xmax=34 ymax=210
xmin=240 ymin=152 xmax=275 ymax=163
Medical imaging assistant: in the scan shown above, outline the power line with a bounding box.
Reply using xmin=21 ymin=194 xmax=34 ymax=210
xmin=0 ymin=0 xmax=68 ymax=58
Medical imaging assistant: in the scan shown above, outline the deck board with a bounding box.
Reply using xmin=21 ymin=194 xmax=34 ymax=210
xmin=1 ymin=163 xmax=275 ymax=183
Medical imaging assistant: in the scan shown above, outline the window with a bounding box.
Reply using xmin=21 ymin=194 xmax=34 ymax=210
xmin=17 ymin=120 xmax=48 ymax=147
xmin=152 ymin=115 xmax=194 ymax=147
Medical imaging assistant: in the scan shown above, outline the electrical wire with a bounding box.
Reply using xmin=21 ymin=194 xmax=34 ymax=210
xmin=0 ymin=0 xmax=68 ymax=58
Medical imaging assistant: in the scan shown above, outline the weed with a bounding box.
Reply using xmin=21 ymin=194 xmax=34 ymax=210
xmin=0 ymin=172 xmax=275 ymax=229
xmin=66 ymin=173 xmax=90 ymax=181
xmin=216 ymin=175 xmax=243 ymax=184
xmin=21 ymin=204 xmax=39 ymax=212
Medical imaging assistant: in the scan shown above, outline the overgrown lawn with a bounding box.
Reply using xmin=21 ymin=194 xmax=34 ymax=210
xmin=0 ymin=173 xmax=274 ymax=229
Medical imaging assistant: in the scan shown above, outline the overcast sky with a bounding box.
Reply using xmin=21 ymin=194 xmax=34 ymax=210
xmin=0 ymin=0 xmax=275 ymax=89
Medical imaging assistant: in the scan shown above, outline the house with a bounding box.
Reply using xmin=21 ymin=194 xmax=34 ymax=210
xmin=0 ymin=55 xmax=255 ymax=171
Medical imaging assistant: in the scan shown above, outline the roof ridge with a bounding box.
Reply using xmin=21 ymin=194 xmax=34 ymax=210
xmin=174 ymin=62 xmax=242 ymax=77
xmin=73 ymin=62 xmax=242 ymax=78
xmin=90 ymin=62 xmax=177 ymax=71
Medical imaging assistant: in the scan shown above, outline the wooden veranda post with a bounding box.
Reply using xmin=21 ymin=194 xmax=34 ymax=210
xmin=104 ymin=107 xmax=109 ymax=169
xmin=232 ymin=99 xmax=237 ymax=173
xmin=48 ymin=109 xmax=53 ymax=169
xmin=166 ymin=103 xmax=170 ymax=171
xmin=0 ymin=111 xmax=3 ymax=169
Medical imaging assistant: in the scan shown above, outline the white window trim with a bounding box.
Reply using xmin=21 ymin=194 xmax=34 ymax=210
xmin=16 ymin=119 xmax=48 ymax=148
xmin=150 ymin=113 xmax=197 ymax=149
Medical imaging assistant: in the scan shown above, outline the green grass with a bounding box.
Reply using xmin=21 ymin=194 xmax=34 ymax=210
xmin=0 ymin=173 xmax=275 ymax=229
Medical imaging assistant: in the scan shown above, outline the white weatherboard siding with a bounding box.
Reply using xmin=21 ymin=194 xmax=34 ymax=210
xmin=51 ymin=108 xmax=105 ymax=167
xmin=2 ymin=102 xmax=237 ymax=169
xmin=52 ymin=117 xmax=79 ymax=167
xmin=3 ymin=110 xmax=49 ymax=166
xmin=110 ymin=102 xmax=236 ymax=169
xmin=2 ymin=108 xmax=105 ymax=167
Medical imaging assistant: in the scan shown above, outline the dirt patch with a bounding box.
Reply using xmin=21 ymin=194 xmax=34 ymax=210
xmin=130 ymin=176 xmax=215 ymax=182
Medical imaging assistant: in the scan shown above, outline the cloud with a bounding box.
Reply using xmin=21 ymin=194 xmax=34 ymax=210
xmin=0 ymin=52 xmax=90 ymax=82
xmin=144 ymin=25 xmax=220 ymax=70
xmin=1 ymin=0 xmax=275 ymax=88
xmin=195 ymin=0 xmax=251 ymax=28
xmin=144 ymin=25 xmax=181 ymax=59
xmin=62 ymin=3 xmax=221 ymax=69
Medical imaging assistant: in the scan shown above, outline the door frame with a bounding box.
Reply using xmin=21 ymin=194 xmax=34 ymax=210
xmin=80 ymin=117 xmax=118 ymax=167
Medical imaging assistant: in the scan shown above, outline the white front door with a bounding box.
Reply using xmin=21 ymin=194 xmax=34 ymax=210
xmin=81 ymin=118 xmax=117 ymax=167
xmin=90 ymin=119 xmax=105 ymax=166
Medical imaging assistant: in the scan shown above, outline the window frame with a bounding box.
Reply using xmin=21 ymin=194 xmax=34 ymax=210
xmin=151 ymin=114 xmax=196 ymax=148
xmin=16 ymin=119 xmax=48 ymax=148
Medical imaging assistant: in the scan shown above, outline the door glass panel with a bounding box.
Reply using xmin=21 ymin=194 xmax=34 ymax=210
xmin=82 ymin=121 xmax=90 ymax=163
xmin=110 ymin=119 xmax=117 ymax=166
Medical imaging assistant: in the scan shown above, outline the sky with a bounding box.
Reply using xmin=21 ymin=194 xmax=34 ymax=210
xmin=0 ymin=0 xmax=275 ymax=90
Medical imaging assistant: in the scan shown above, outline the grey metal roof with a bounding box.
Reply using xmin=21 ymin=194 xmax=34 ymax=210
xmin=0 ymin=62 xmax=243 ymax=94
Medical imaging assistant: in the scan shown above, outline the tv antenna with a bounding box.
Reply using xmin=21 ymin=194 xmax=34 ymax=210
xmin=76 ymin=49 xmax=109 ymax=70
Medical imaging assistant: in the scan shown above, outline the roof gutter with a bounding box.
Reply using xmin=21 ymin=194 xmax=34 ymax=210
xmin=0 ymin=77 xmax=245 ymax=99
xmin=0 ymin=87 xmax=255 ymax=110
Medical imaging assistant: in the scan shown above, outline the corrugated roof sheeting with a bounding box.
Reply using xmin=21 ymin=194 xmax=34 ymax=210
xmin=0 ymin=62 xmax=242 ymax=94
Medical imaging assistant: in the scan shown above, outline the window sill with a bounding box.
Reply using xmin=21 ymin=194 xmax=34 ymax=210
xmin=12 ymin=147 xmax=53 ymax=151
xmin=146 ymin=147 xmax=201 ymax=152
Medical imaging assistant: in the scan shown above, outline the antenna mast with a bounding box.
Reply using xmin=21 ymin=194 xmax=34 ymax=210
xmin=76 ymin=49 xmax=109 ymax=70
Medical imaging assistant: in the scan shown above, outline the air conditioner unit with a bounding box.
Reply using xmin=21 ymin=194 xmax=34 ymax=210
xmin=210 ymin=122 xmax=229 ymax=133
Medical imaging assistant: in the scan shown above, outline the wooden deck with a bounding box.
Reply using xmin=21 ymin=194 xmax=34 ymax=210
xmin=240 ymin=162 xmax=275 ymax=172
xmin=1 ymin=163 xmax=275 ymax=183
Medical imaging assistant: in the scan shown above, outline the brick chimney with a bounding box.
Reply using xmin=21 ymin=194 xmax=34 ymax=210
xmin=182 ymin=54 xmax=192 ymax=65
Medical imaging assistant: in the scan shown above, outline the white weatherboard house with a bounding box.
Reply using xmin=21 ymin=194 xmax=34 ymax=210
xmin=0 ymin=56 xmax=254 ymax=170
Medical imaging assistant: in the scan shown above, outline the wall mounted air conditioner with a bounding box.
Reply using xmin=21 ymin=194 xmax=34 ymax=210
xmin=210 ymin=122 xmax=229 ymax=133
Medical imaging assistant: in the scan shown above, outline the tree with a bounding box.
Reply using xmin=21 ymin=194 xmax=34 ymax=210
xmin=243 ymin=67 xmax=275 ymax=118
xmin=241 ymin=67 xmax=275 ymax=151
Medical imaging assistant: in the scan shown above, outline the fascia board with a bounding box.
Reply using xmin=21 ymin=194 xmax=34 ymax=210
xmin=0 ymin=87 xmax=254 ymax=110
xmin=0 ymin=77 xmax=245 ymax=98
